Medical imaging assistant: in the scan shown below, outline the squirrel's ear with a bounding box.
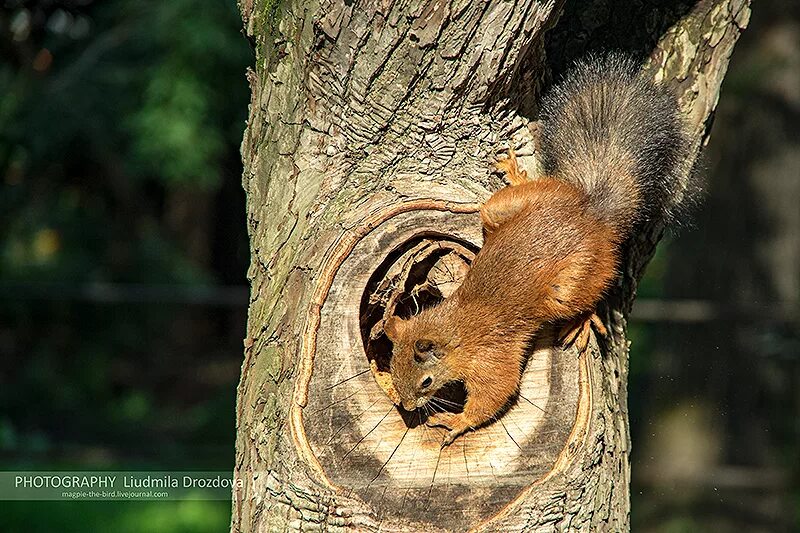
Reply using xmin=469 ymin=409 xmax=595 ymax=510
xmin=383 ymin=316 xmax=405 ymax=341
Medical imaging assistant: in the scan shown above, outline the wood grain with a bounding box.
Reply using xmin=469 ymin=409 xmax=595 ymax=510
xmin=232 ymin=0 xmax=750 ymax=530
xmin=302 ymin=208 xmax=587 ymax=529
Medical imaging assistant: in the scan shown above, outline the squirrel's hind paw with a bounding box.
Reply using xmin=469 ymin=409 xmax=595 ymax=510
xmin=559 ymin=312 xmax=608 ymax=353
xmin=495 ymin=148 xmax=529 ymax=186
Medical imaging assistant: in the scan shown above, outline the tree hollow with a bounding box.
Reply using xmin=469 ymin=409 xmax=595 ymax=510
xmin=301 ymin=206 xmax=591 ymax=530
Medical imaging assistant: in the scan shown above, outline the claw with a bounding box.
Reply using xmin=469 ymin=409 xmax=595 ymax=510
xmin=426 ymin=412 xmax=470 ymax=447
xmin=441 ymin=430 xmax=459 ymax=448
xmin=495 ymin=148 xmax=529 ymax=186
xmin=425 ymin=412 xmax=454 ymax=430
xmin=559 ymin=312 xmax=608 ymax=353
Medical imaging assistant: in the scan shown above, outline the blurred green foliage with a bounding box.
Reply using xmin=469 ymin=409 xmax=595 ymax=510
xmin=1 ymin=501 xmax=230 ymax=533
xmin=1 ymin=1 xmax=251 ymax=531
xmin=1 ymin=0 xmax=797 ymax=532
xmin=1 ymin=0 xmax=251 ymax=284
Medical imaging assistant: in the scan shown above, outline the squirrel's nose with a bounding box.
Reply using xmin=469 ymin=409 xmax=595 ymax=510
xmin=402 ymin=401 xmax=416 ymax=411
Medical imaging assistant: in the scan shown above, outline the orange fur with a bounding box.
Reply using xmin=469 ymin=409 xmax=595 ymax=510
xmin=386 ymin=54 xmax=690 ymax=446
xmin=386 ymin=161 xmax=620 ymax=446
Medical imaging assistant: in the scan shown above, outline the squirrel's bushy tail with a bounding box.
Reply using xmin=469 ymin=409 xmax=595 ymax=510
xmin=538 ymin=53 xmax=692 ymax=237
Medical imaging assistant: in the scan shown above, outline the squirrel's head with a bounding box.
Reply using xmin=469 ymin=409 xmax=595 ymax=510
xmin=384 ymin=314 xmax=458 ymax=412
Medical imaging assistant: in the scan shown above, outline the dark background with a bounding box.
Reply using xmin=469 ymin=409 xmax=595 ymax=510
xmin=0 ymin=1 xmax=797 ymax=531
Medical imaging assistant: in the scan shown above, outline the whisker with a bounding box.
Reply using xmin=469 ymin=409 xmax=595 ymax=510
xmin=416 ymin=409 xmax=429 ymax=442
xmin=428 ymin=397 xmax=444 ymax=409
xmin=418 ymin=410 xmax=436 ymax=445
xmin=431 ymin=396 xmax=462 ymax=408
xmin=427 ymin=399 xmax=445 ymax=413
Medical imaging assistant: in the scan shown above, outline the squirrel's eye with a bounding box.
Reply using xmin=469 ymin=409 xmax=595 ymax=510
xmin=420 ymin=377 xmax=433 ymax=390
xmin=414 ymin=339 xmax=434 ymax=353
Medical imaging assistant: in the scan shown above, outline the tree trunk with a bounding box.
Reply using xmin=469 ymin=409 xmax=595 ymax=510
xmin=232 ymin=0 xmax=750 ymax=531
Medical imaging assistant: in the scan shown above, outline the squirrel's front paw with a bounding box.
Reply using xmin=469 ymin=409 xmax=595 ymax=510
xmin=442 ymin=429 xmax=462 ymax=448
xmin=425 ymin=411 xmax=458 ymax=430
xmin=426 ymin=412 xmax=470 ymax=447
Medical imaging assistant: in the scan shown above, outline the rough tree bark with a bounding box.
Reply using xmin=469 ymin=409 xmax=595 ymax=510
xmin=232 ymin=0 xmax=750 ymax=531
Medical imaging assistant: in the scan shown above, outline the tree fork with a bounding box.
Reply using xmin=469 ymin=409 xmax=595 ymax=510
xmin=232 ymin=0 xmax=750 ymax=530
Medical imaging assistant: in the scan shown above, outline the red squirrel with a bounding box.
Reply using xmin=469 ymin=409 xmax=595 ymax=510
xmin=383 ymin=54 xmax=692 ymax=446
